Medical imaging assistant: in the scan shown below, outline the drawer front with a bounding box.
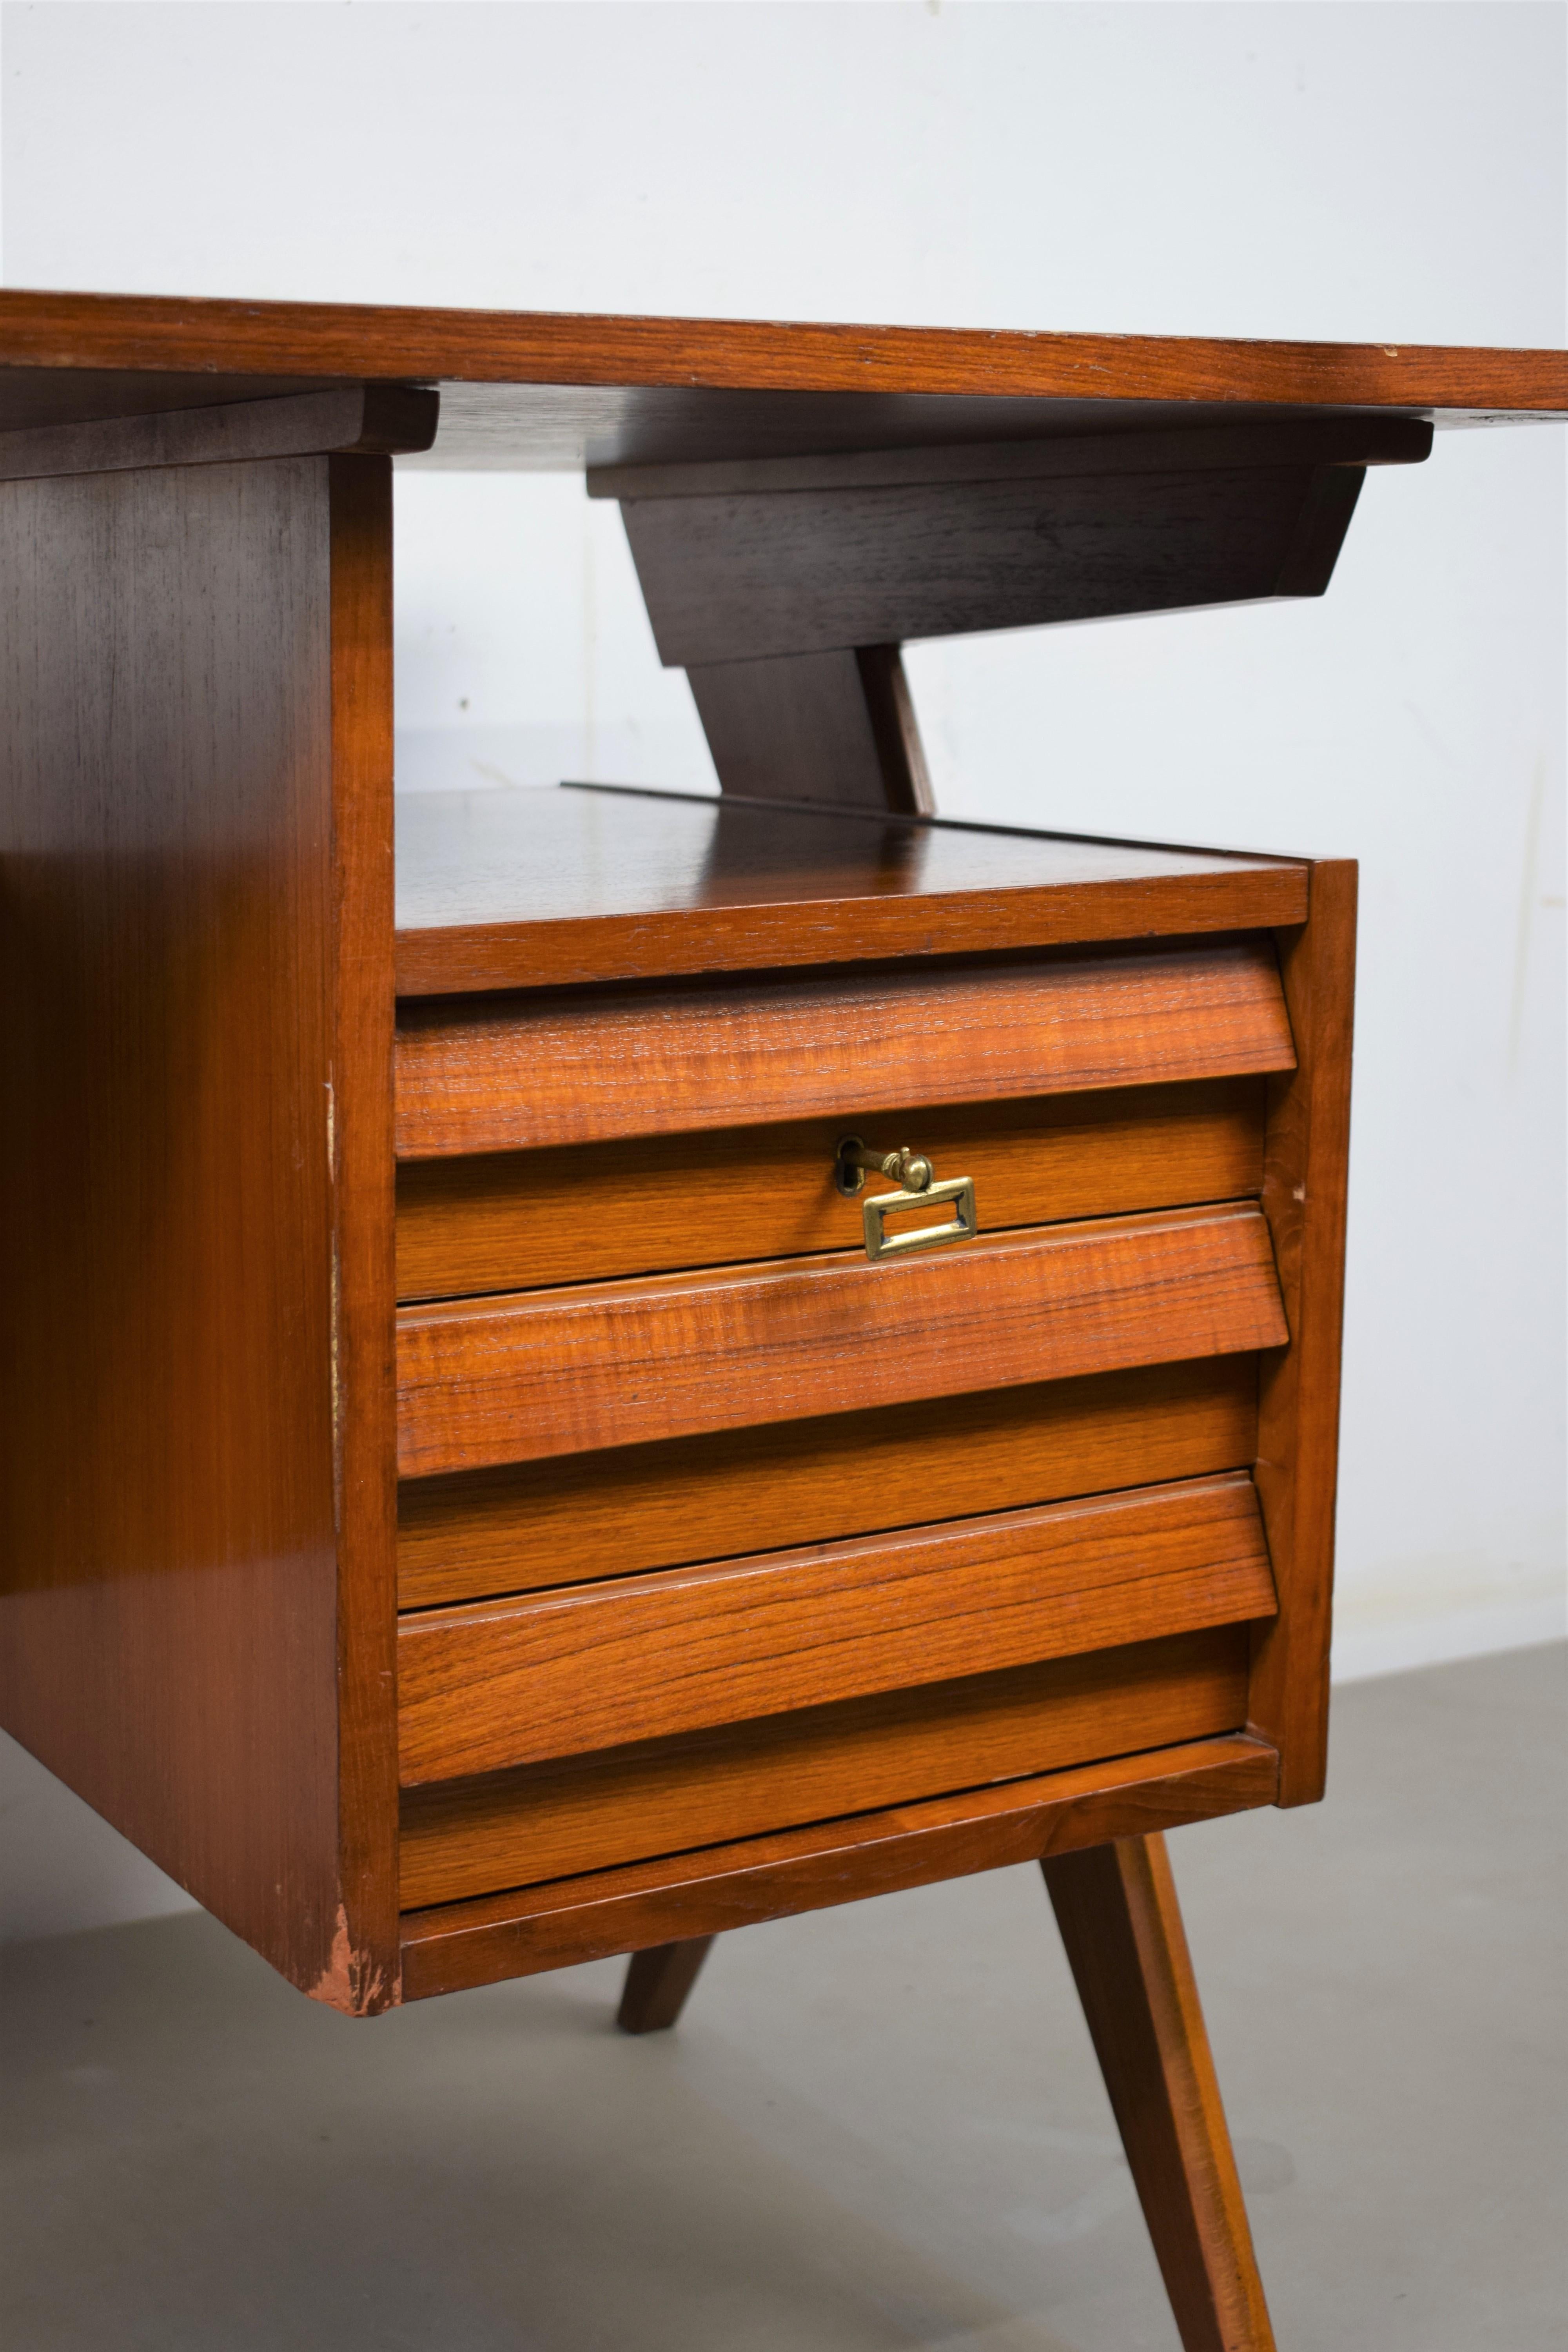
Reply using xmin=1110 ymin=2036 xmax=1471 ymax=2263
xmin=394 ymin=938 xmax=1293 ymax=1158
xmin=398 ymin=1625 xmax=1252 ymax=1907
xmin=396 ymin=1202 xmax=1286 ymax=1477
xmin=398 ymin=1356 xmax=1258 ymax=1610
xmin=397 ymin=1470 xmax=1275 ymax=1784
xmin=396 ymin=1075 xmax=1264 ymax=1301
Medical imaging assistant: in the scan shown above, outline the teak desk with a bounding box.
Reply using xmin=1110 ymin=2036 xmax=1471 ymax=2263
xmin=2 ymin=295 xmax=1563 ymax=2352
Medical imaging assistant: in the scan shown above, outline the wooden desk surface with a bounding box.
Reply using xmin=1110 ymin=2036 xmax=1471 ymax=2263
xmin=0 ymin=290 xmax=1563 ymax=468
xmin=394 ymin=784 xmax=1306 ymax=992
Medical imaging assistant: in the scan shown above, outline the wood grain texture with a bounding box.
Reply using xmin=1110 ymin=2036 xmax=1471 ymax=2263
xmin=617 ymin=1937 xmax=715 ymax=2034
xmin=621 ymin=461 xmax=1367 ymax=667
xmin=398 ymin=1626 xmax=1251 ymax=1906
xmin=1044 ymin=1835 xmax=1278 ymax=2351
xmin=393 ymin=787 xmax=1307 ymax=996
xmin=686 ymin=645 xmax=933 ymax=811
xmin=1 ymin=291 xmax=1562 ymax=466
xmin=397 ymin=1473 xmax=1275 ymax=1782
xmin=396 ymin=1076 xmax=1263 ymax=1300
xmin=324 ymin=457 xmax=402 ymax=2014
xmin=396 ymin=1202 xmax=1286 ymax=1477
xmin=395 ymin=940 xmax=1295 ymax=1159
xmin=0 ymin=385 xmax=437 ymax=480
xmin=399 ymin=1735 xmax=1281 ymax=1999
xmin=1249 ymin=863 xmax=1357 ymax=1805
xmin=398 ymin=1357 xmax=1259 ymax=1610
xmin=0 ymin=457 xmax=357 ymax=2002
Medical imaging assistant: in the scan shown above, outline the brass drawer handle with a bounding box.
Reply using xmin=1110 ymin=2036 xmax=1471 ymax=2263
xmin=835 ymin=1136 xmax=980 ymax=1263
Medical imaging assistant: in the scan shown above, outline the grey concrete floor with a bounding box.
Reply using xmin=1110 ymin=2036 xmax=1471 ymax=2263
xmin=2 ymin=1646 xmax=1564 ymax=2352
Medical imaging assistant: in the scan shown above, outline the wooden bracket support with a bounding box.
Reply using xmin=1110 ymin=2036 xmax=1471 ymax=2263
xmin=593 ymin=414 xmax=1429 ymax=812
xmin=684 ymin=643 xmax=933 ymax=812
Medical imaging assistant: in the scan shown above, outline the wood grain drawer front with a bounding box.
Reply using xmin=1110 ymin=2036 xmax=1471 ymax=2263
xmin=399 ymin=1625 xmax=1251 ymax=1907
xmin=394 ymin=939 xmax=1294 ymax=1159
xmin=396 ymin=1075 xmax=1263 ymax=1301
xmin=398 ymin=1356 xmax=1258 ymax=1610
xmin=397 ymin=1472 xmax=1274 ymax=1785
xmin=396 ymin=1202 xmax=1285 ymax=1479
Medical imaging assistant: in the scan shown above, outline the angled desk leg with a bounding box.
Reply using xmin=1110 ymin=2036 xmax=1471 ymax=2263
xmin=613 ymin=1844 xmax=1276 ymax=2352
xmin=1042 ymin=1834 xmax=1276 ymax=2352
xmin=617 ymin=1936 xmax=717 ymax=2035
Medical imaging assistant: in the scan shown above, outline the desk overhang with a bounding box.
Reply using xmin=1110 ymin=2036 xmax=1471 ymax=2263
xmin=0 ymin=289 xmax=1563 ymax=470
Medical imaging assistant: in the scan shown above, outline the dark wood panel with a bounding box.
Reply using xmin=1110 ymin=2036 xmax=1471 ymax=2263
xmin=590 ymin=414 xmax=1432 ymax=503
xmin=858 ymin=644 xmax=933 ymax=813
xmin=399 ymin=1626 xmax=1251 ymax=1905
xmin=0 ymin=457 xmax=363 ymax=2002
xmin=394 ymin=940 xmax=1295 ymax=1158
xmin=1249 ymin=864 xmax=1357 ymax=1804
xmin=396 ymin=1203 xmax=1286 ymax=1477
xmin=397 ymin=1473 xmax=1274 ymax=1782
xmin=393 ymin=787 xmax=1307 ymax=996
xmin=0 ymin=385 xmax=437 ymax=480
xmin=686 ymin=644 xmax=934 ymax=810
xmin=395 ymin=1076 xmax=1263 ymax=1299
xmin=399 ymin=1735 xmax=1281 ymax=1999
xmin=622 ymin=463 xmax=1359 ymax=666
xmin=398 ymin=1357 xmax=1259 ymax=1610
xmin=2 ymin=291 xmax=1563 ymax=456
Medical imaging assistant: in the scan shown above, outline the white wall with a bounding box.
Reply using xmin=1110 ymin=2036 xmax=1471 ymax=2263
xmin=2 ymin=1 xmax=1562 ymax=1938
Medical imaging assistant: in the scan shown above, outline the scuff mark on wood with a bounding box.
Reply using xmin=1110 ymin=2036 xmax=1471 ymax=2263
xmin=308 ymin=1903 xmax=395 ymax=2015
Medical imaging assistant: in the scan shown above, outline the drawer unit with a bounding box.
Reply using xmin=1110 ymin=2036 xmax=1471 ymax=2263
xmin=388 ymin=788 xmax=1326 ymax=1922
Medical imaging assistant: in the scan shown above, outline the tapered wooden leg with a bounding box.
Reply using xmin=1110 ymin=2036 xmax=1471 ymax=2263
xmin=616 ymin=1935 xmax=716 ymax=2034
xmin=1042 ymin=1834 xmax=1276 ymax=2352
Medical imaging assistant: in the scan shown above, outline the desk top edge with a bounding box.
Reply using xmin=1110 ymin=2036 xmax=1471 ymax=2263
xmin=0 ymin=291 xmax=1564 ymax=456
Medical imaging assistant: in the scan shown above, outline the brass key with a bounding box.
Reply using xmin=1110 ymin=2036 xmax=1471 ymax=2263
xmin=834 ymin=1140 xmax=935 ymax=1196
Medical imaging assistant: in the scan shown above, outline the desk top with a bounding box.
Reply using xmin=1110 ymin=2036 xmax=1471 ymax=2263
xmin=0 ymin=290 xmax=1563 ymax=470
xmin=394 ymin=784 xmax=1307 ymax=993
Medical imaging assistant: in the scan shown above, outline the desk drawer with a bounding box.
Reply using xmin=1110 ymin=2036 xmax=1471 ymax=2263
xmin=397 ymin=1626 xmax=1254 ymax=1905
xmin=396 ymin=1075 xmax=1265 ymax=1300
xmin=394 ymin=938 xmax=1293 ymax=1159
xmin=397 ymin=1471 xmax=1275 ymax=1786
xmin=396 ymin=1201 xmax=1286 ymax=1477
xmin=397 ymin=1357 xmax=1259 ymax=1609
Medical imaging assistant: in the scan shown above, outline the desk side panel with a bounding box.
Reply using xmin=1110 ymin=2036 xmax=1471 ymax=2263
xmin=1250 ymin=861 xmax=1357 ymax=1800
xmin=0 ymin=456 xmax=389 ymax=2003
xmin=327 ymin=456 xmax=402 ymax=2008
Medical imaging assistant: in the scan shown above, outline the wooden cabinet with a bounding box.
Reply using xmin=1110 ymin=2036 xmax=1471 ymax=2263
xmin=386 ymin=788 xmax=1305 ymax=1916
xmin=0 ymin=290 xmax=1561 ymax=2352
